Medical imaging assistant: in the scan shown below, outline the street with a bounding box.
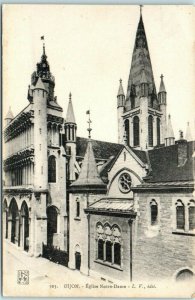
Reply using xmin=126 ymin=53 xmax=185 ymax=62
xmin=2 ymin=240 xmax=100 ymax=297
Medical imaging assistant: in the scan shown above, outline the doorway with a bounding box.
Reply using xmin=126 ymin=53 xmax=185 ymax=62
xmin=75 ymin=252 xmax=81 ymax=270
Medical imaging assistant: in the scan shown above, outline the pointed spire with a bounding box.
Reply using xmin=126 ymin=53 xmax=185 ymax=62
xmin=166 ymin=114 xmax=174 ymax=138
xmin=33 ymin=77 xmax=47 ymax=91
xmin=126 ymin=10 xmax=156 ymax=107
xmin=70 ymin=140 xmax=106 ymax=192
xmin=5 ymin=106 xmax=14 ymax=120
xmin=159 ymin=74 xmax=166 ymax=93
xmin=66 ymin=93 xmax=76 ymax=123
xmin=185 ymin=122 xmax=192 ymax=141
xmin=118 ymin=79 xmax=125 ymax=96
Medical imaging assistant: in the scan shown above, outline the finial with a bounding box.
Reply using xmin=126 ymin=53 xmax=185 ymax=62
xmin=86 ymin=110 xmax=92 ymax=139
xmin=119 ymin=78 xmax=122 ymax=84
xmin=40 ymin=36 xmax=46 ymax=56
xmin=168 ymin=114 xmax=171 ymax=119
xmin=69 ymin=92 xmax=72 ymax=101
xmin=160 ymin=74 xmax=164 ymax=80
xmin=140 ymin=5 xmax=143 ymax=16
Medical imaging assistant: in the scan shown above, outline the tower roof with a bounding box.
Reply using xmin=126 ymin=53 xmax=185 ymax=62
xmin=126 ymin=13 xmax=156 ymax=106
xmin=70 ymin=140 xmax=106 ymax=192
xmin=185 ymin=122 xmax=192 ymax=141
xmin=5 ymin=107 xmax=14 ymax=120
xmin=165 ymin=114 xmax=175 ymax=139
xmin=33 ymin=77 xmax=47 ymax=91
xmin=66 ymin=93 xmax=76 ymax=123
xmin=159 ymin=74 xmax=166 ymax=93
xmin=117 ymin=79 xmax=125 ymax=96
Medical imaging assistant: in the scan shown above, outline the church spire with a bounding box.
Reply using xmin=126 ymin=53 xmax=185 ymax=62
xmin=70 ymin=140 xmax=106 ymax=193
xmin=126 ymin=9 xmax=156 ymax=107
xmin=4 ymin=106 xmax=14 ymax=126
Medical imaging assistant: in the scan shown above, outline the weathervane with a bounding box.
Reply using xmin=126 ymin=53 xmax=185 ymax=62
xmin=41 ymin=35 xmax=46 ymax=55
xmin=86 ymin=110 xmax=92 ymax=139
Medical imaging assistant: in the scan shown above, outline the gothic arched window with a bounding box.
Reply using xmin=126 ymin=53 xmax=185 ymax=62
xmin=176 ymin=200 xmax=185 ymax=230
xmin=148 ymin=115 xmax=153 ymax=146
xmin=133 ymin=116 xmax=140 ymax=147
xmin=150 ymin=199 xmax=158 ymax=225
xmin=48 ymin=156 xmax=56 ymax=183
xmin=157 ymin=118 xmax=161 ymax=145
xmin=188 ymin=200 xmax=195 ymax=230
xmin=124 ymin=119 xmax=130 ymax=145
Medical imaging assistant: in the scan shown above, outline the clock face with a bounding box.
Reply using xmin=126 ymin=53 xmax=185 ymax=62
xmin=118 ymin=172 xmax=132 ymax=193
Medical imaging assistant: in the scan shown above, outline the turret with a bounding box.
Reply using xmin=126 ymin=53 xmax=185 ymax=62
xmin=65 ymin=93 xmax=77 ymax=181
xmin=165 ymin=114 xmax=175 ymax=146
xmin=158 ymin=74 xmax=167 ymax=143
xmin=4 ymin=107 xmax=14 ymax=127
xmin=33 ymin=77 xmax=48 ymax=190
xmin=117 ymin=79 xmax=125 ymax=144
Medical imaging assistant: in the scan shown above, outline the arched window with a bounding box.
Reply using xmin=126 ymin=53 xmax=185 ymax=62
xmin=48 ymin=156 xmax=56 ymax=183
xmin=157 ymin=118 xmax=161 ymax=145
xmin=188 ymin=200 xmax=195 ymax=230
xmin=47 ymin=206 xmax=58 ymax=246
xmin=9 ymin=198 xmax=19 ymax=244
xmin=133 ymin=116 xmax=140 ymax=147
xmin=148 ymin=115 xmax=153 ymax=146
xmin=96 ymin=223 xmax=121 ymax=266
xmin=176 ymin=269 xmax=194 ymax=282
xmin=176 ymin=200 xmax=185 ymax=230
xmin=150 ymin=200 xmax=158 ymax=225
xmin=124 ymin=119 xmax=130 ymax=145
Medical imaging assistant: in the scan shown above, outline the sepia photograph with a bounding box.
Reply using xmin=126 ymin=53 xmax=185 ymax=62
xmin=2 ymin=4 xmax=195 ymax=297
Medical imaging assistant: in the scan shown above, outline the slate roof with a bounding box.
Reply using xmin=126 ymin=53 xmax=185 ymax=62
xmin=76 ymin=137 xmax=123 ymax=160
xmin=147 ymin=141 xmax=194 ymax=183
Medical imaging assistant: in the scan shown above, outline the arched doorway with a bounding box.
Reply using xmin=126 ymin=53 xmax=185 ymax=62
xmin=176 ymin=269 xmax=194 ymax=282
xmin=47 ymin=206 xmax=58 ymax=246
xmin=3 ymin=200 xmax=8 ymax=239
xmin=75 ymin=244 xmax=81 ymax=271
xmin=9 ymin=198 xmax=19 ymax=244
xmin=21 ymin=201 xmax=29 ymax=251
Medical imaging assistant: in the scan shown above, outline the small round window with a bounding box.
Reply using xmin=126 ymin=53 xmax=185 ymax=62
xmin=118 ymin=172 xmax=132 ymax=193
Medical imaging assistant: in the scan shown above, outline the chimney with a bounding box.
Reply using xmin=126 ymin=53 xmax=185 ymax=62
xmin=175 ymin=130 xmax=188 ymax=167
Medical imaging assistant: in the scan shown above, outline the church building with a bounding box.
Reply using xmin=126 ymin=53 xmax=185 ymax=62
xmin=3 ymin=9 xmax=195 ymax=283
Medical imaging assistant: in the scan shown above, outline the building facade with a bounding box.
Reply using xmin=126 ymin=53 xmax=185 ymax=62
xmin=3 ymin=10 xmax=195 ymax=283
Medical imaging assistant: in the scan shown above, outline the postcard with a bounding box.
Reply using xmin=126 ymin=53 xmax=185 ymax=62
xmin=2 ymin=4 xmax=195 ymax=298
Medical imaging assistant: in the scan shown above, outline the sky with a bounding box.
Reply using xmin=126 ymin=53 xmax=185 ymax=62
xmin=3 ymin=5 xmax=195 ymax=143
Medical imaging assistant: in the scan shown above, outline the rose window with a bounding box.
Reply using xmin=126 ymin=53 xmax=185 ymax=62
xmin=118 ymin=172 xmax=131 ymax=193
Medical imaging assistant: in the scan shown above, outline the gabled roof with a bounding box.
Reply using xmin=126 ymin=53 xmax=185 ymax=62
xmin=76 ymin=137 xmax=123 ymax=160
xmin=146 ymin=141 xmax=194 ymax=183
